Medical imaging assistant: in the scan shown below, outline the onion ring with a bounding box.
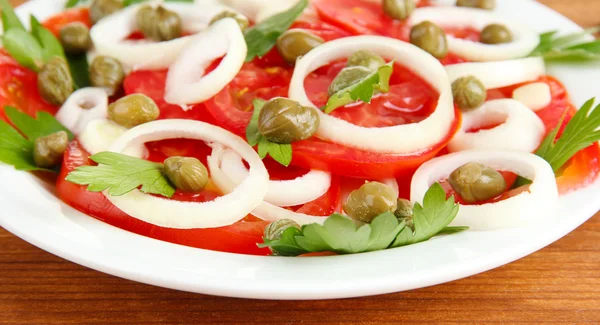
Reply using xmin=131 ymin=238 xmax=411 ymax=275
xmin=512 ymin=82 xmax=552 ymax=111
xmin=289 ymin=36 xmax=455 ymax=154
xmin=164 ymin=18 xmax=247 ymax=107
xmin=79 ymin=119 xmax=127 ymax=155
xmin=55 ymin=88 xmax=108 ymax=135
xmin=411 ymin=150 xmax=558 ymax=230
xmin=409 ymin=7 xmax=539 ymax=62
xmin=445 ymin=57 xmax=546 ymax=90
xmin=90 ymin=2 xmax=234 ymax=70
xmin=448 ymin=99 xmax=545 ymax=153
xmin=105 ymin=120 xmax=269 ymax=229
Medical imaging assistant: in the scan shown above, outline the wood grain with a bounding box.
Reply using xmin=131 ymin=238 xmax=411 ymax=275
xmin=2 ymin=0 xmax=600 ymax=324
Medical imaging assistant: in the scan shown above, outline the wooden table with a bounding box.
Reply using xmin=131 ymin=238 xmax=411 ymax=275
xmin=2 ymin=0 xmax=600 ymax=324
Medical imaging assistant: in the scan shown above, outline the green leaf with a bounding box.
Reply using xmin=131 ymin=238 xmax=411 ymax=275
xmin=67 ymin=53 xmax=91 ymax=89
xmin=258 ymin=227 xmax=307 ymax=256
xmin=246 ymin=99 xmax=266 ymax=146
xmin=244 ymin=0 xmax=308 ymax=62
xmin=323 ymin=61 xmax=394 ymax=114
xmin=530 ymin=27 xmax=600 ymax=62
xmin=0 ymin=121 xmax=42 ymax=172
xmin=0 ymin=0 xmax=26 ymax=32
xmin=1 ymin=28 xmax=44 ymax=71
xmin=392 ymin=183 xmax=460 ymax=247
xmin=30 ymin=15 xmax=65 ymax=61
xmin=267 ymin=142 xmax=292 ymax=166
xmin=365 ymin=212 xmax=405 ymax=251
xmin=257 ymin=137 xmax=270 ymax=159
xmin=4 ymin=106 xmax=73 ymax=141
xmin=66 ymin=152 xmax=176 ymax=198
xmin=65 ymin=0 xmax=82 ymax=8
xmin=437 ymin=226 xmax=469 ymax=235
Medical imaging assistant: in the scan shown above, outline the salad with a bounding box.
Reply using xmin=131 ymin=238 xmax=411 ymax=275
xmin=1 ymin=0 xmax=600 ymax=257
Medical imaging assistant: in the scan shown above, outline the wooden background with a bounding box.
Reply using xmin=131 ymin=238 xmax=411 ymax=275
xmin=2 ymin=0 xmax=600 ymax=324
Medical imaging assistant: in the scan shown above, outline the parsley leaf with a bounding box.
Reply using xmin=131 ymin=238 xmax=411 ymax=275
xmin=0 ymin=0 xmax=25 ymax=32
xmin=246 ymin=99 xmax=293 ymax=166
xmin=244 ymin=0 xmax=308 ymax=62
xmin=66 ymin=152 xmax=176 ymax=198
xmin=30 ymin=15 xmax=65 ymax=61
xmin=4 ymin=106 xmax=73 ymax=141
xmin=530 ymin=27 xmax=600 ymax=61
xmin=323 ymin=61 xmax=394 ymax=114
xmin=65 ymin=0 xmax=82 ymax=8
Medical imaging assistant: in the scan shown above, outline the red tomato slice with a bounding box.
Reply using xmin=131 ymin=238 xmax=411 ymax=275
xmin=42 ymin=8 xmax=92 ymax=36
xmin=0 ymin=51 xmax=57 ymax=122
xmin=56 ymin=141 xmax=272 ymax=255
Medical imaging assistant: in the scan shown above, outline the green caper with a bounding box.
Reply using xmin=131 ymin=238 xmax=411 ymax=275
xmin=448 ymin=162 xmax=506 ymax=203
xmin=37 ymin=57 xmax=74 ymax=106
xmin=209 ymin=10 xmax=249 ymax=31
xmin=410 ymin=21 xmax=448 ymax=59
xmin=382 ymin=0 xmax=416 ymax=20
xmin=343 ymin=182 xmax=398 ymax=223
xmin=164 ymin=156 xmax=209 ymax=193
xmin=394 ymin=198 xmax=413 ymax=219
xmin=258 ymin=98 xmax=320 ymax=144
xmin=346 ymin=50 xmax=386 ymax=71
xmin=136 ymin=5 xmax=182 ymax=42
xmin=328 ymin=66 xmax=372 ymax=96
xmin=456 ymin=0 xmax=495 ymax=10
xmin=33 ymin=131 xmax=69 ymax=168
xmin=451 ymin=76 xmax=487 ymax=111
xmin=89 ymin=0 xmax=123 ymax=24
xmin=108 ymin=94 xmax=160 ymax=128
xmin=276 ymin=29 xmax=325 ymax=64
xmin=264 ymin=219 xmax=301 ymax=241
xmin=59 ymin=22 xmax=92 ymax=55
xmin=480 ymin=24 xmax=512 ymax=44
xmin=89 ymin=55 xmax=125 ymax=96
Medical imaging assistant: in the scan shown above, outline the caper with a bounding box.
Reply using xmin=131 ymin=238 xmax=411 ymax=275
xmin=382 ymin=0 xmax=416 ymax=20
xmin=164 ymin=156 xmax=209 ymax=193
xmin=452 ymin=76 xmax=487 ymax=111
xmin=394 ymin=198 xmax=413 ymax=219
xmin=448 ymin=162 xmax=506 ymax=203
xmin=410 ymin=21 xmax=448 ymax=59
xmin=59 ymin=22 xmax=92 ymax=55
xmin=264 ymin=219 xmax=301 ymax=241
xmin=343 ymin=182 xmax=398 ymax=223
xmin=37 ymin=57 xmax=74 ymax=106
xmin=347 ymin=50 xmax=386 ymax=71
xmin=258 ymin=98 xmax=320 ymax=144
xmin=328 ymin=66 xmax=372 ymax=96
xmin=209 ymin=10 xmax=249 ymax=31
xmin=136 ymin=5 xmax=182 ymax=42
xmin=456 ymin=0 xmax=495 ymax=10
xmin=33 ymin=131 xmax=69 ymax=168
xmin=89 ymin=0 xmax=123 ymax=24
xmin=89 ymin=55 xmax=125 ymax=96
xmin=276 ymin=29 xmax=324 ymax=64
xmin=480 ymin=24 xmax=512 ymax=44
xmin=108 ymin=94 xmax=160 ymax=128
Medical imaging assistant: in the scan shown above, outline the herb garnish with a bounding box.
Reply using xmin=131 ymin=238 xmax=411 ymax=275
xmin=260 ymin=183 xmax=465 ymax=256
xmin=530 ymin=27 xmax=600 ymax=61
xmin=246 ymin=99 xmax=293 ymax=166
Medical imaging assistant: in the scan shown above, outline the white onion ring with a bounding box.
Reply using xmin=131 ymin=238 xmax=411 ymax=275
xmin=219 ymin=148 xmax=331 ymax=207
xmin=105 ymin=119 xmax=269 ymax=229
xmin=90 ymin=2 xmax=233 ymax=70
xmin=55 ymin=88 xmax=108 ymax=135
xmin=409 ymin=7 xmax=539 ymax=62
xmin=445 ymin=57 xmax=546 ymax=89
xmin=448 ymin=99 xmax=545 ymax=153
xmin=411 ymin=150 xmax=558 ymax=230
xmin=289 ymin=36 xmax=455 ymax=154
xmin=79 ymin=119 xmax=126 ymax=155
xmin=164 ymin=18 xmax=247 ymax=107
xmin=512 ymin=82 xmax=552 ymax=111
xmin=208 ymin=146 xmax=329 ymax=225
xmin=219 ymin=0 xmax=296 ymax=22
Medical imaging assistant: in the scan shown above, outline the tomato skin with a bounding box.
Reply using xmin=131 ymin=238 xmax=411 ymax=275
xmin=56 ymin=141 xmax=271 ymax=256
xmin=42 ymin=8 xmax=92 ymax=36
xmin=0 ymin=51 xmax=57 ymax=122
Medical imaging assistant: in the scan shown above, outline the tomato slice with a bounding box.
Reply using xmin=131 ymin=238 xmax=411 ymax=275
xmin=56 ymin=141 xmax=271 ymax=256
xmin=42 ymin=8 xmax=92 ymax=36
xmin=0 ymin=51 xmax=57 ymax=122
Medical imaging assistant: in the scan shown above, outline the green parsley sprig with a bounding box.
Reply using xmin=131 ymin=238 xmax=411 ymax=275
xmin=246 ymin=99 xmax=293 ymax=166
xmin=323 ymin=61 xmax=394 ymax=114
xmin=0 ymin=106 xmax=73 ymax=172
xmin=529 ymin=27 xmax=600 ymax=61
xmin=260 ymin=183 xmax=466 ymax=256
xmin=66 ymin=152 xmax=176 ymax=198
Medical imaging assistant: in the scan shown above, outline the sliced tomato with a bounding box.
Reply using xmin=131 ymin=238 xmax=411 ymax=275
xmin=0 ymin=51 xmax=57 ymax=122
xmin=42 ymin=8 xmax=92 ymax=36
xmin=56 ymin=141 xmax=271 ymax=256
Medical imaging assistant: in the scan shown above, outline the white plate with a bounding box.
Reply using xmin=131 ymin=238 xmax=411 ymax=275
xmin=1 ymin=0 xmax=599 ymax=300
